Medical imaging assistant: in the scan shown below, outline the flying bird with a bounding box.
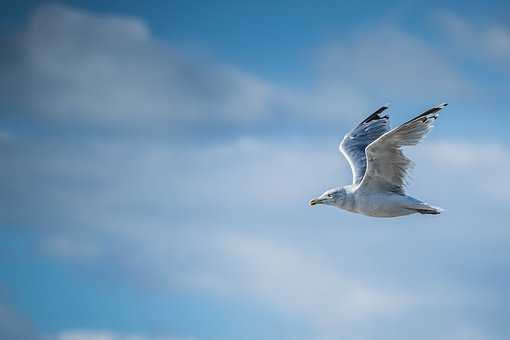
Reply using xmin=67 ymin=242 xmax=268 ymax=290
xmin=310 ymin=103 xmax=447 ymax=217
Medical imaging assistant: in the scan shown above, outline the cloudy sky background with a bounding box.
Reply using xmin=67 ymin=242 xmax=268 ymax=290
xmin=1 ymin=1 xmax=510 ymax=339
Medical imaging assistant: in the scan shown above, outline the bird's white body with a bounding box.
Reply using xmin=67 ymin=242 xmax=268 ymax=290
xmin=337 ymin=186 xmax=437 ymax=218
xmin=310 ymin=103 xmax=446 ymax=218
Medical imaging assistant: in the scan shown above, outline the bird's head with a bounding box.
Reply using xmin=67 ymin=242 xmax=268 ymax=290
xmin=309 ymin=187 xmax=346 ymax=207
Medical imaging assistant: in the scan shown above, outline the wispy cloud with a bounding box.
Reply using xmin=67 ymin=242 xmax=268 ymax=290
xmin=435 ymin=11 xmax=510 ymax=66
xmin=0 ymin=5 xmax=290 ymax=129
xmin=316 ymin=26 xmax=472 ymax=103
xmin=5 ymin=134 xmax=508 ymax=338
xmin=0 ymin=4 xmax=476 ymax=132
xmin=50 ymin=330 xmax=194 ymax=340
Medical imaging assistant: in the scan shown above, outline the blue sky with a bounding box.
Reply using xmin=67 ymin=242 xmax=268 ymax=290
xmin=1 ymin=1 xmax=510 ymax=340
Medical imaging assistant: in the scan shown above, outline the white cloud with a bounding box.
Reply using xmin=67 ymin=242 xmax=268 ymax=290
xmin=315 ymin=26 xmax=471 ymax=103
xmin=437 ymin=326 xmax=491 ymax=340
xmin=3 ymin=133 xmax=506 ymax=338
xmin=422 ymin=141 xmax=508 ymax=167
xmin=210 ymin=233 xmax=414 ymax=328
xmin=0 ymin=135 xmax=423 ymax=335
xmin=416 ymin=141 xmax=510 ymax=200
xmin=0 ymin=4 xmax=288 ymax=127
xmin=282 ymin=25 xmax=472 ymax=122
xmin=51 ymin=330 xmax=193 ymax=340
xmin=0 ymin=4 xmax=473 ymax=130
xmin=435 ymin=11 xmax=510 ymax=65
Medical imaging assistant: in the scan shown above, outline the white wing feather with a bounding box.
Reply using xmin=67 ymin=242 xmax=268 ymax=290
xmin=339 ymin=106 xmax=391 ymax=185
xmin=359 ymin=103 xmax=447 ymax=194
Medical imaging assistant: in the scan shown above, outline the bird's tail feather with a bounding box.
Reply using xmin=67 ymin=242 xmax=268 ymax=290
xmin=414 ymin=204 xmax=443 ymax=215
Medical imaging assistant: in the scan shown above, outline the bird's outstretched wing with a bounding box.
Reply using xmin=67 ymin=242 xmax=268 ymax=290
xmin=339 ymin=106 xmax=391 ymax=185
xmin=359 ymin=103 xmax=447 ymax=194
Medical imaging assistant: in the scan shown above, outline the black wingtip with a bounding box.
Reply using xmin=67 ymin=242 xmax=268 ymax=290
xmin=362 ymin=105 xmax=390 ymax=124
xmin=417 ymin=102 xmax=448 ymax=118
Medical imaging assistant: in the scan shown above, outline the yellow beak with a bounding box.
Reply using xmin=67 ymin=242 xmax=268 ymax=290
xmin=309 ymin=198 xmax=320 ymax=206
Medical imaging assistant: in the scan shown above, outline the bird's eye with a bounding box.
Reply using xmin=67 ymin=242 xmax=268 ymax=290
xmin=327 ymin=194 xmax=333 ymax=198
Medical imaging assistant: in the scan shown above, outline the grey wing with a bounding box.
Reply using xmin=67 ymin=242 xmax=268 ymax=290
xmin=339 ymin=105 xmax=391 ymax=185
xmin=360 ymin=103 xmax=447 ymax=194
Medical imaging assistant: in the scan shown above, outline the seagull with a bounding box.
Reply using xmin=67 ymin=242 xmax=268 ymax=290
xmin=309 ymin=103 xmax=447 ymax=217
